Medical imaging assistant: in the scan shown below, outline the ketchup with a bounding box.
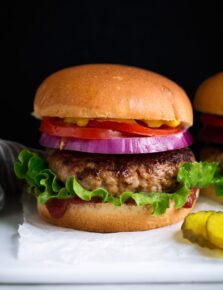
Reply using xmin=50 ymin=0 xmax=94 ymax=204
xmin=46 ymin=198 xmax=69 ymax=219
xmin=46 ymin=197 xmax=101 ymax=218
xmin=183 ymin=188 xmax=197 ymax=208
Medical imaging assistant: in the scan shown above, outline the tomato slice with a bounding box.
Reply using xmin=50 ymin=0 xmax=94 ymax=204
xmin=40 ymin=118 xmax=133 ymax=139
xmin=40 ymin=117 xmax=181 ymax=139
xmin=201 ymin=114 xmax=223 ymax=128
xmin=88 ymin=120 xmax=181 ymax=136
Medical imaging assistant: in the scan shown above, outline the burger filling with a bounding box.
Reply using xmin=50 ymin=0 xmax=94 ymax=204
xmin=63 ymin=117 xmax=181 ymax=128
xmin=47 ymin=148 xmax=195 ymax=196
xmin=14 ymin=149 xmax=223 ymax=217
xmin=40 ymin=117 xmax=182 ymax=140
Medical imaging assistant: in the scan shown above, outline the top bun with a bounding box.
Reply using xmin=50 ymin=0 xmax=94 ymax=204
xmin=34 ymin=64 xmax=193 ymax=126
xmin=194 ymin=72 xmax=223 ymax=115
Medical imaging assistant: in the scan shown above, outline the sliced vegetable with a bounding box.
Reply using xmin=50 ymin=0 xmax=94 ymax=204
xmin=181 ymin=211 xmax=214 ymax=248
xmin=88 ymin=120 xmax=181 ymax=136
xmin=40 ymin=117 xmax=133 ymax=139
xmin=39 ymin=129 xmax=193 ymax=154
xmin=182 ymin=211 xmax=223 ymax=250
xmin=201 ymin=114 xmax=223 ymax=128
xmin=207 ymin=212 xmax=223 ymax=250
xmin=40 ymin=117 xmax=181 ymax=139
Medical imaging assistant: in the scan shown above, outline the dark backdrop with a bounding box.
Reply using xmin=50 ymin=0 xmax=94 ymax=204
xmin=2 ymin=0 xmax=223 ymax=148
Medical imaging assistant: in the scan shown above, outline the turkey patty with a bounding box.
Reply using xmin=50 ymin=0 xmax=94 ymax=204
xmin=47 ymin=148 xmax=195 ymax=196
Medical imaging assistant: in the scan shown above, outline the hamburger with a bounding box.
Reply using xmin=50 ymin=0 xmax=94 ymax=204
xmin=14 ymin=64 xmax=221 ymax=232
xmin=194 ymin=72 xmax=223 ymax=203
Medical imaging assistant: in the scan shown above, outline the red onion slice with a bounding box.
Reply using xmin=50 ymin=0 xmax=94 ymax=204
xmin=39 ymin=130 xmax=193 ymax=154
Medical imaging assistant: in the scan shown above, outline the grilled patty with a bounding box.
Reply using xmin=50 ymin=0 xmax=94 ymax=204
xmin=47 ymin=148 xmax=195 ymax=196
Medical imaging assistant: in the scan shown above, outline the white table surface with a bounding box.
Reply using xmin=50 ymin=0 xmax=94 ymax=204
xmin=1 ymin=283 xmax=223 ymax=290
xmin=1 ymin=202 xmax=223 ymax=289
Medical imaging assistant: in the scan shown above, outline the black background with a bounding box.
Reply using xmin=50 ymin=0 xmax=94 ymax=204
xmin=2 ymin=0 xmax=223 ymax=148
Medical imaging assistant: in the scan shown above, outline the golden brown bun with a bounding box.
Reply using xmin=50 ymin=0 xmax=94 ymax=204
xmin=200 ymin=186 xmax=223 ymax=204
xmin=194 ymin=72 xmax=223 ymax=115
xmin=37 ymin=190 xmax=199 ymax=233
xmin=34 ymin=64 xmax=193 ymax=126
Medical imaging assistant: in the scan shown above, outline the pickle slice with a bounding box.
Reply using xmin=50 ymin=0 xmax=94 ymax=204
xmin=206 ymin=212 xmax=223 ymax=250
xmin=181 ymin=211 xmax=214 ymax=248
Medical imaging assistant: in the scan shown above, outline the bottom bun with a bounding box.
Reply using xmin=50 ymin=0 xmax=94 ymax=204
xmin=200 ymin=185 xmax=223 ymax=204
xmin=37 ymin=189 xmax=199 ymax=232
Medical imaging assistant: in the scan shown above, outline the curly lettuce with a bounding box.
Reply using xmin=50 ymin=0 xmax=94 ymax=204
xmin=14 ymin=149 xmax=223 ymax=216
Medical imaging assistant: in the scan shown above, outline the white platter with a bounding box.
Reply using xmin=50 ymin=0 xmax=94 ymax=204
xmin=0 ymin=197 xmax=223 ymax=284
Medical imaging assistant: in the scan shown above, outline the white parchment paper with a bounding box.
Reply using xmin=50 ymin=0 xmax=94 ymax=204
xmin=18 ymin=194 xmax=223 ymax=265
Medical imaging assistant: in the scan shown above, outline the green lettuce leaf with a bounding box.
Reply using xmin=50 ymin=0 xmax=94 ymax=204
xmin=172 ymin=185 xmax=189 ymax=209
xmin=177 ymin=161 xmax=223 ymax=197
xmin=14 ymin=149 xmax=223 ymax=216
xmin=177 ymin=161 xmax=220 ymax=188
xmin=210 ymin=166 xmax=223 ymax=196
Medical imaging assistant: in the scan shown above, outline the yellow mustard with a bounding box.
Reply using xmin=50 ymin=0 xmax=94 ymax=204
xmin=143 ymin=120 xmax=180 ymax=128
xmin=64 ymin=118 xmax=89 ymax=127
xmin=63 ymin=118 xmax=180 ymax=128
